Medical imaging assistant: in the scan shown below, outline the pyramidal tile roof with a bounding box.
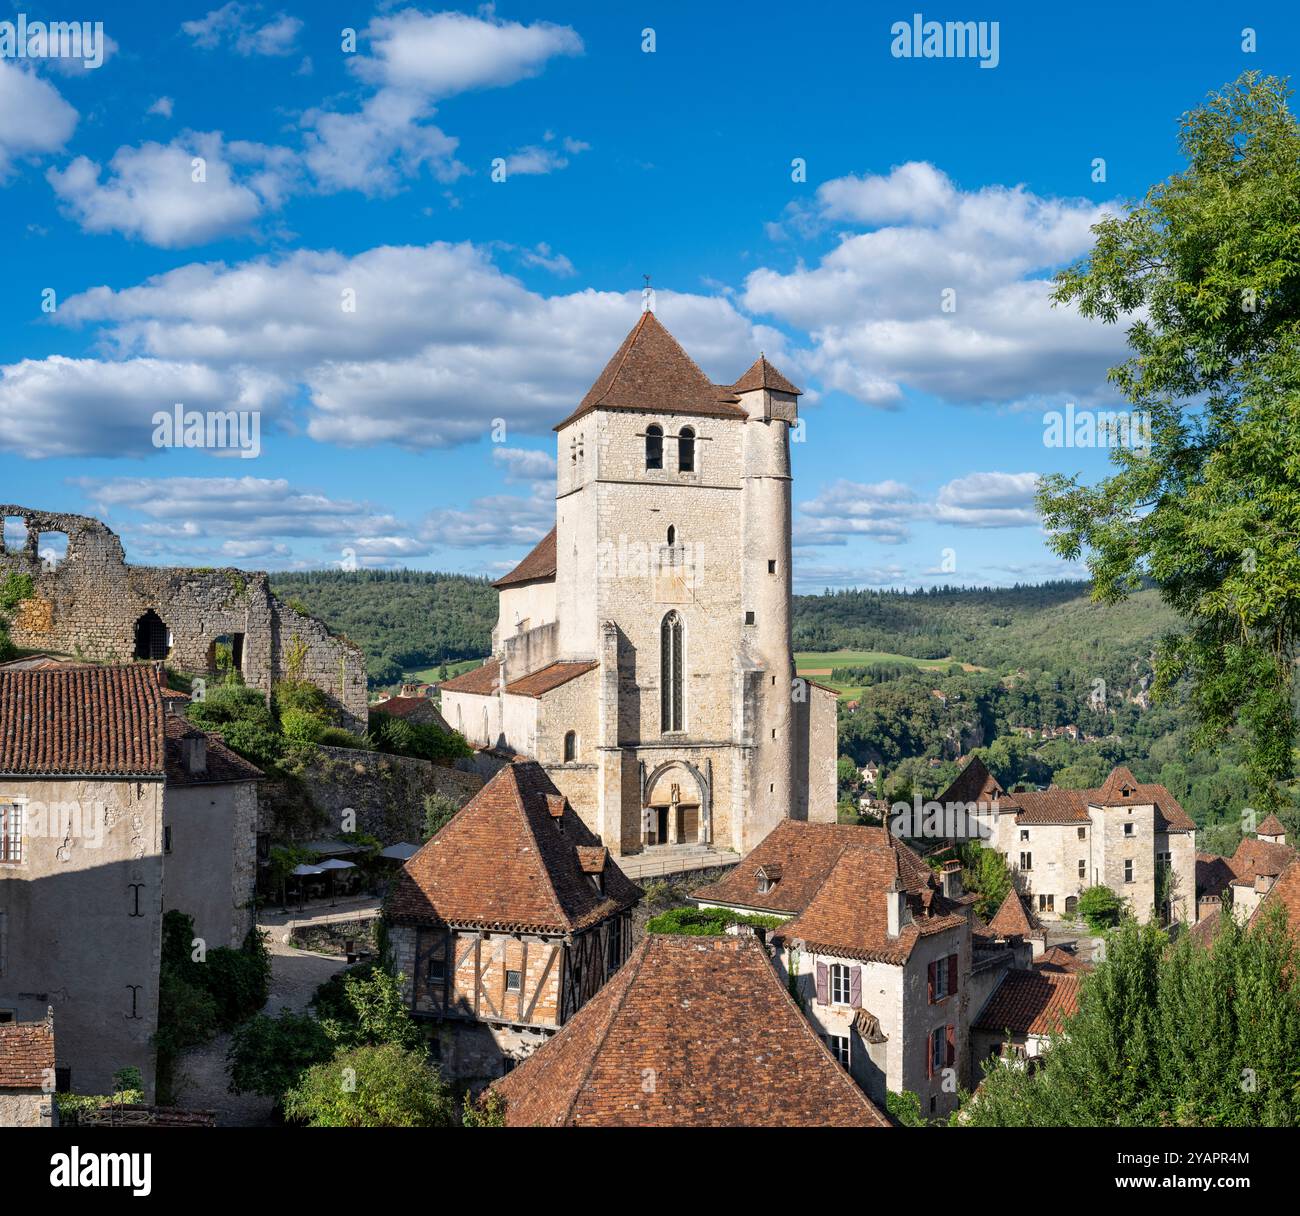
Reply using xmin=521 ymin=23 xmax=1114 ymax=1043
xmin=491 ymin=933 xmax=890 ymax=1127
xmin=387 ymin=760 xmax=640 ymax=934
xmin=1255 ymin=813 xmax=1287 ymax=838
xmin=554 ymin=311 xmax=747 ymax=430
xmin=732 ymin=354 xmax=802 ymax=396
xmin=988 ymin=890 xmax=1034 ymax=938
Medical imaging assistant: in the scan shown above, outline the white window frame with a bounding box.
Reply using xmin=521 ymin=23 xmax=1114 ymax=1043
xmin=1124 ymin=859 xmax=1134 ymax=883
xmin=505 ymin=969 xmax=522 ymax=994
xmin=0 ymin=799 xmax=24 ymax=865
xmin=827 ymin=1034 xmax=850 ymax=1068
xmin=829 ymin=962 xmax=851 ymax=1006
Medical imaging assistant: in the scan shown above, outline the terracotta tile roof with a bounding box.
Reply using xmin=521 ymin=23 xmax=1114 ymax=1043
xmin=164 ymin=714 xmax=264 ymax=785
xmin=1187 ymin=906 xmax=1222 ymax=948
xmin=776 ymin=837 xmax=967 ymax=965
xmin=1096 ymin=765 xmax=1143 ymax=804
xmin=0 ymin=1018 xmax=55 ymax=1089
xmin=937 ymin=756 xmax=1014 ymax=810
xmin=1015 ymin=770 xmax=1195 ymax=832
xmin=0 ymin=665 xmax=165 ymax=777
xmin=505 ymin=660 xmax=598 ymax=698
xmin=387 ymin=761 xmax=640 ymax=933
xmin=553 ymin=312 xmax=747 ymax=430
xmin=1197 ymin=852 xmax=1238 ymax=899
xmin=492 ymin=934 xmax=890 ymax=1127
xmin=1034 ymin=945 xmax=1092 ymax=975
xmin=1252 ymin=856 xmax=1300 ymax=932
xmin=693 ymin=820 xmax=932 ymax=916
xmin=974 ymin=970 xmax=1081 ymax=1036
xmin=1011 ymin=787 xmax=1092 ymax=825
xmin=732 ymin=355 xmax=802 ymax=397
xmin=493 ymin=527 xmax=557 ymax=588
xmin=438 ymin=658 xmax=500 ymax=695
xmin=988 ymin=890 xmax=1034 ymax=938
xmin=1230 ymin=836 xmax=1296 ymax=882
xmin=1254 ymin=813 xmax=1287 ymax=838
xmin=577 ymin=846 xmax=608 ymax=874
xmin=371 ymin=696 xmax=452 ymax=730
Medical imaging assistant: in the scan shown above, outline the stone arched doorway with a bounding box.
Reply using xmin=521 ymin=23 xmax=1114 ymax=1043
xmin=642 ymin=760 xmax=710 ymax=847
xmin=133 ymin=609 xmax=170 ymax=660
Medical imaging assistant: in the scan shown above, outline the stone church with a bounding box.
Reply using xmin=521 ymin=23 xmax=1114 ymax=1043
xmin=441 ymin=310 xmax=838 ymax=859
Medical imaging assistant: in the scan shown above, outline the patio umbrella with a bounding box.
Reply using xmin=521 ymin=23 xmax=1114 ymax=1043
xmin=378 ymin=842 xmax=419 ymax=862
xmin=289 ymin=863 xmax=324 ymax=912
xmin=316 ymin=857 xmax=357 ymax=907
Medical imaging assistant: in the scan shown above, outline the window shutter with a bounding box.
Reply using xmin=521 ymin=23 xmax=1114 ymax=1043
xmin=948 ymin=953 xmax=959 ymax=996
xmin=927 ymin=960 xmax=935 ymax=1003
xmin=849 ymin=965 xmax=862 ymax=1009
xmin=946 ymin=1024 xmax=956 ymax=1067
xmin=815 ymin=960 xmax=828 ymax=1005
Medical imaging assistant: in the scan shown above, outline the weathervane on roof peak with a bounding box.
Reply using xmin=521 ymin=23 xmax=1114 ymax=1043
xmin=641 ymin=274 xmax=655 ymax=314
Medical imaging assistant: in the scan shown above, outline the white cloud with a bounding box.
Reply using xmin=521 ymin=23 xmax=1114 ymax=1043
xmin=147 ymin=96 xmax=174 ymax=119
xmin=0 ymin=60 xmax=77 ymax=178
xmin=352 ymin=10 xmax=582 ymax=98
xmin=503 ymin=144 xmax=572 ymax=176
xmin=182 ymin=4 xmax=302 ymax=57
xmin=934 ymin=471 xmax=1040 ymax=527
xmin=747 ymin=162 xmax=1126 ymax=407
xmin=54 ymin=242 xmax=768 ymax=450
xmin=47 ymin=131 xmax=299 ymax=246
xmin=0 ymin=357 xmax=286 ymax=458
xmin=493 ymin=447 xmax=556 ymax=482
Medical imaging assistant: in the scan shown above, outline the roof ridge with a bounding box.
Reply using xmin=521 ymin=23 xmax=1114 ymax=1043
xmin=557 ymin=934 xmax=652 ymax=1126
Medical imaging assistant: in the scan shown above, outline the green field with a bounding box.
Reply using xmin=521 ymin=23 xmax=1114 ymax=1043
xmin=795 ymin=650 xmax=984 ymax=700
xmin=400 ymin=658 xmax=484 ymax=684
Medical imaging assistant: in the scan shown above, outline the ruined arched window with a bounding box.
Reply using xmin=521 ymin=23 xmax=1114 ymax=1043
xmin=678 ymin=427 xmax=695 ymax=472
xmin=563 ymin=730 xmax=577 ymax=762
xmin=645 ymin=425 xmax=663 ymax=470
xmin=660 ymin=611 xmax=684 ymax=732
xmin=133 ymin=609 xmax=170 ymax=661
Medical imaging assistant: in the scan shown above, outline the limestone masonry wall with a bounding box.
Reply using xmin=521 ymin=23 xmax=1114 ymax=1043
xmin=0 ymin=504 xmax=368 ymax=731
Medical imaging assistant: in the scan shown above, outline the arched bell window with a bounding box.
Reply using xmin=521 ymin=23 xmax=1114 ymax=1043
xmin=678 ymin=426 xmax=696 ymax=472
xmin=645 ymin=425 xmax=663 ymax=470
xmin=660 ymin=610 xmax=684 ymax=732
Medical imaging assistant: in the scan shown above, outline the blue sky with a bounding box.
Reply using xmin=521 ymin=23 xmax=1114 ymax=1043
xmin=0 ymin=1 xmax=1293 ymax=588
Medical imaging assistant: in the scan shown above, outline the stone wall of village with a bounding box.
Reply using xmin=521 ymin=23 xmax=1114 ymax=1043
xmin=0 ymin=504 xmax=368 ymax=731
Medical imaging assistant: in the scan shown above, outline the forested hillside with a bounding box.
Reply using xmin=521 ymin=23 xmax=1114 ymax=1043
xmin=270 ymin=569 xmax=496 ymax=686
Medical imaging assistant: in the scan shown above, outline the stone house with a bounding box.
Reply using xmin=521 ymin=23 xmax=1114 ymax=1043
xmin=938 ymin=758 xmax=1196 ymax=925
xmin=0 ymin=664 xmax=261 ymax=1098
xmin=386 ymin=760 xmax=640 ymax=1082
xmin=491 ymin=932 xmax=890 ymax=1127
xmin=440 ymin=311 xmax=838 ymax=861
xmin=693 ymin=819 xmax=975 ymax=1120
xmin=1192 ymin=817 xmax=1299 ymax=945
xmin=0 ymin=504 xmax=368 ymax=731
xmin=0 ymin=1012 xmax=56 ymax=1127
xmin=970 ymin=969 xmax=1082 ymax=1069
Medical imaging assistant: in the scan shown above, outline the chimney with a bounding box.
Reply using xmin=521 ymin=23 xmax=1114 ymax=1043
xmin=184 ymin=735 xmax=207 ymax=776
xmin=886 ymin=876 xmax=907 ymax=939
xmin=941 ymin=861 xmax=963 ymax=899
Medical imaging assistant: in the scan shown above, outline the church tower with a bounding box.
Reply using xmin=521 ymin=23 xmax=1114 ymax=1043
xmin=439 ymin=309 xmax=838 ymax=860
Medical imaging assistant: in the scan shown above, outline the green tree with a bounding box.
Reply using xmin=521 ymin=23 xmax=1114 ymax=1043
xmin=310 ymin=965 xmax=423 ymax=1051
xmin=1077 ymin=885 xmax=1125 ymax=932
xmin=463 ymin=1088 xmax=507 ymax=1127
xmin=283 ymin=1042 xmax=455 ymax=1128
xmin=422 ymin=792 xmax=461 ymax=841
xmin=1039 ymin=73 xmax=1300 ymax=811
xmin=227 ymin=1011 xmax=334 ymax=1101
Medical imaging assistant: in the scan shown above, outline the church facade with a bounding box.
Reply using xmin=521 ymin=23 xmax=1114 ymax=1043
xmin=441 ymin=311 xmax=837 ymax=858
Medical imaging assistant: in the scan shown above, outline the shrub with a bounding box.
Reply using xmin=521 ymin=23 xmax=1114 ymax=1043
xmin=463 ymin=1089 xmax=507 ymax=1127
xmin=1077 ymin=884 xmax=1125 ymax=931
xmin=280 ymin=706 xmax=326 ymax=745
xmin=227 ymin=1011 xmax=333 ymax=1101
xmin=422 ymin=792 xmax=461 ymax=841
xmin=644 ymin=906 xmax=785 ymax=936
xmin=310 ymin=963 xmax=422 ymax=1051
xmin=283 ymin=1043 xmax=454 ymax=1127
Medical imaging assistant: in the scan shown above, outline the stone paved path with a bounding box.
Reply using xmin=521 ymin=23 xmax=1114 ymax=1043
xmin=170 ymin=927 xmax=349 ymax=1126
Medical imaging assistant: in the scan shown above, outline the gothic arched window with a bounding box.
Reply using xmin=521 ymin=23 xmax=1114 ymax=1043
xmin=660 ymin=611 xmax=684 ymax=732
xmin=645 ymin=425 xmax=663 ymax=470
xmin=678 ymin=427 xmax=695 ymax=472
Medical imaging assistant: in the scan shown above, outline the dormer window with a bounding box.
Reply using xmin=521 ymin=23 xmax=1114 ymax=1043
xmin=755 ymin=864 xmax=781 ymax=894
xmin=645 ymin=425 xmax=663 ymax=470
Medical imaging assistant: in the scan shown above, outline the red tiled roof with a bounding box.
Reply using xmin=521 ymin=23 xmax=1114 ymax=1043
xmin=693 ymin=820 xmax=932 ymax=916
xmin=492 ymin=934 xmax=890 ymax=1127
xmin=438 ymin=658 xmax=500 ymax=695
xmin=371 ymin=696 xmax=452 ymax=730
xmin=1187 ymin=906 xmax=1222 ymax=948
xmin=1197 ymin=852 xmax=1238 ymax=900
xmin=0 ymin=1018 xmax=55 ymax=1089
xmin=776 ymin=838 xmax=967 ymax=965
xmin=1253 ymin=856 xmax=1300 ymax=932
xmin=1230 ymin=836 xmax=1296 ymax=882
xmin=163 ymin=715 xmax=263 ymax=786
xmin=554 ymin=312 xmax=747 ymax=430
xmin=1255 ymin=813 xmax=1287 ymax=838
xmin=0 ymin=665 xmax=165 ymax=777
xmin=732 ymin=355 xmax=802 ymax=397
xmin=493 ymin=527 xmax=557 ymax=588
xmin=1034 ymin=945 xmax=1092 ymax=975
xmin=988 ymin=890 xmax=1034 ymax=938
xmin=937 ymin=755 xmax=1014 ymax=810
xmin=505 ymin=660 xmax=597 ymax=698
xmin=1011 ymin=787 xmax=1092 ymax=825
xmin=387 ymin=761 xmax=640 ymax=933
xmin=974 ymin=970 xmax=1081 ymax=1036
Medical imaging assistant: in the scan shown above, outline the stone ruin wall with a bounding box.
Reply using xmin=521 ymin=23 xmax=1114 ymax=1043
xmin=0 ymin=504 xmax=368 ymax=731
